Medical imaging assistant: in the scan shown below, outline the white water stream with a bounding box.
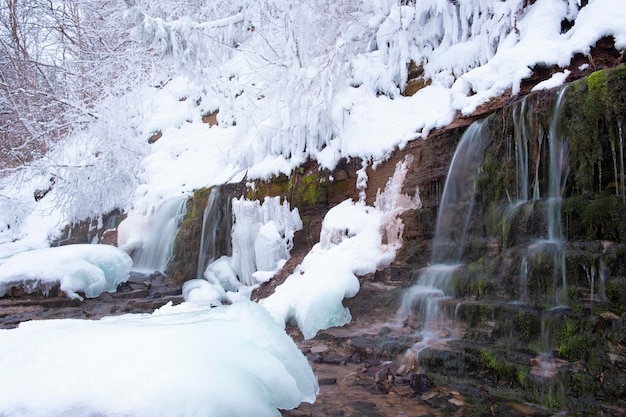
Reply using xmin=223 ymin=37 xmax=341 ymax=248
xmin=397 ymin=120 xmax=491 ymax=341
xmin=130 ymin=196 xmax=188 ymax=273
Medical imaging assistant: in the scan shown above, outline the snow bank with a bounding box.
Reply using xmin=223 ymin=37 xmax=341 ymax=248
xmin=261 ymin=157 xmax=420 ymax=339
xmin=0 ymin=301 xmax=318 ymax=417
xmin=260 ymin=200 xmax=384 ymax=339
xmin=0 ymin=244 xmax=132 ymax=300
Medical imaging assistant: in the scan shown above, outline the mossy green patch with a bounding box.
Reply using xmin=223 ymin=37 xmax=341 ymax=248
xmin=563 ymin=194 xmax=626 ymax=241
xmin=292 ymin=171 xmax=329 ymax=206
xmin=556 ymin=320 xmax=590 ymax=360
xmin=564 ymin=67 xmax=626 ymax=195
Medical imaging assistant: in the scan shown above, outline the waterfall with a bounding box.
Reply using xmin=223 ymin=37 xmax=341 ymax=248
xmin=196 ymin=187 xmax=233 ymax=279
xmin=510 ymin=87 xmax=569 ymax=306
xmin=397 ymin=120 xmax=491 ymax=332
xmin=519 ymin=256 xmax=529 ymax=303
xmin=546 ymin=87 xmax=569 ymax=243
xmin=513 ymin=96 xmax=531 ymax=202
xmin=131 ymin=196 xmax=188 ymax=273
xmin=533 ymin=86 xmax=569 ymax=306
xmin=609 ymin=119 xmax=624 ymax=200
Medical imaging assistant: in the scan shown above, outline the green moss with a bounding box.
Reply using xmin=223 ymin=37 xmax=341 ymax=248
xmin=293 ymin=172 xmax=328 ymax=205
xmin=513 ymin=311 xmax=540 ymax=342
xmin=516 ymin=366 xmax=530 ymax=387
xmin=479 ymin=350 xmax=520 ymax=384
xmin=563 ymin=194 xmax=626 ymax=241
xmin=565 ymin=67 xmax=626 ymax=194
xmin=248 ymin=168 xmax=331 ymax=207
xmin=586 ymin=70 xmax=610 ymax=112
xmin=556 ymin=321 xmax=588 ymax=360
xmin=541 ymin=385 xmax=564 ymax=409
xmin=480 ymin=351 xmax=503 ymax=374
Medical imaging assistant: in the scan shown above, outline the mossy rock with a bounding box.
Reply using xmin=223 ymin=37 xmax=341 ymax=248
xmin=290 ymin=171 xmax=329 ymax=206
xmin=605 ymin=276 xmax=626 ymax=315
xmin=563 ymin=194 xmax=626 ymax=241
xmin=167 ymin=184 xmax=243 ymax=287
xmin=564 ymin=66 xmax=626 ymax=195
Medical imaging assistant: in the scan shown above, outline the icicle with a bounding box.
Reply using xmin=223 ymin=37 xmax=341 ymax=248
xmin=356 ymin=160 xmax=369 ymax=203
xmin=230 ymin=197 xmax=302 ymax=286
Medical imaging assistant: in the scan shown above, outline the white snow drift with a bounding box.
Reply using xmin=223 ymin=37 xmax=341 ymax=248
xmin=0 ymin=244 xmax=132 ymax=300
xmin=0 ymin=301 xmax=318 ymax=417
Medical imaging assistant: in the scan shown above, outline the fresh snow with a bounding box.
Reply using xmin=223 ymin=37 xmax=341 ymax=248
xmin=261 ymin=156 xmax=420 ymax=339
xmin=0 ymin=0 xmax=625 ymax=415
xmin=0 ymin=301 xmax=318 ymax=417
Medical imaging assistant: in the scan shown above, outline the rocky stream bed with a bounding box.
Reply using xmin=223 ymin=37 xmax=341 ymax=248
xmin=4 ymin=265 xmax=622 ymax=416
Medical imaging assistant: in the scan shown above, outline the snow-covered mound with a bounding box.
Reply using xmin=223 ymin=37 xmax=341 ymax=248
xmin=0 ymin=244 xmax=132 ymax=300
xmin=0 ymin=301 xmax=318 ymax=417
xmin=261 ymin=157 xmax=420 ymax=338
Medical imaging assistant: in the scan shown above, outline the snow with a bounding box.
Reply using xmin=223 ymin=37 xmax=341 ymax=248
xmin=0 ymin=244 xmax=132 ymax=300
xmin=0 ymin=301 xmax=318 ymax=417
xmin=532 ymin=70 xmax=572 ymax=92
xmin=0 ymin=0 xmax=625 ymax=414
xmin=261 ymin=156 xmax=420 ymax=338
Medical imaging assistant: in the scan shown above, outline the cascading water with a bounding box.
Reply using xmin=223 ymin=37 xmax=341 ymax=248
xmin=530 ymin=87 xmax=569 ymax=306
xmin=518 ymin=87 xmax=570 ymax=373
xmin=131 ymin=196 xmax=188 ymax=273
xmin=397 ymin=120 xmax=491 ymax=335
xmin=196 ymin=186 xmax=233 ymax=279
xmin=513 ymin=95 xmax=531 ymax=203
xmin=618 ymin=121 xmax=625 ymax=203
xmin=509 ymin=87 xmax=569 ymax=305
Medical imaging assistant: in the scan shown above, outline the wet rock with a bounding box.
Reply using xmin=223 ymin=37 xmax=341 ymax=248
xmin=318 ymin=378 xmax=337 ymax=386
xmin=0 ymin=271 xmax=183 ymax=329
xmin=409 ymin=374 xmax=435 ymax=395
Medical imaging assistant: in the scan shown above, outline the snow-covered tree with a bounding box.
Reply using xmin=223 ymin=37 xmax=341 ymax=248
xmin=0 ymin=0 xmax=144 ymax=173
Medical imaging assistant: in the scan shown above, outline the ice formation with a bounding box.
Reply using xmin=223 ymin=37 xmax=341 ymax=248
xmin=0 ymin=244 xmax=132 ymax=300
xmin=184 ymin=196 xmax=302 ymax=304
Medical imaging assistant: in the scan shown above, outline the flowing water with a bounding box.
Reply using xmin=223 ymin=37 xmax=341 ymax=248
xmin=534 ymin=87 xmax=569 ymax=306
xmin=509 ymin=87 xmax=570 ymax=306
xmin=397 ymin=120 xmax=491 ymax=338
xmin=196 ymin=186 xmax=233 ymax=279
xmin=513 ymin=95 xmax=532 ymax=202
xmin=131 ymin=196 xmax=188 ymax=273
